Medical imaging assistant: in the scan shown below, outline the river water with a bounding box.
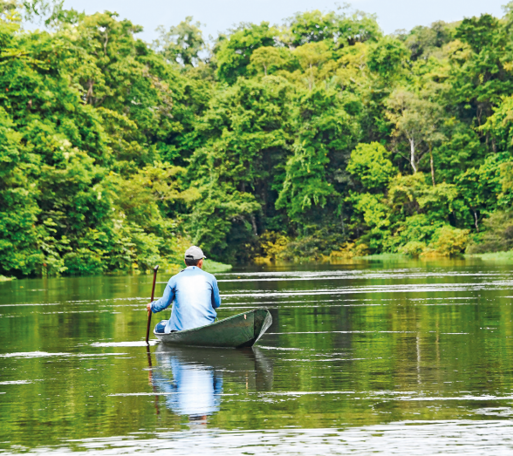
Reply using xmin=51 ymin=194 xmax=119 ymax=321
xmin=1 ymin=258 xmax=513 ymax=455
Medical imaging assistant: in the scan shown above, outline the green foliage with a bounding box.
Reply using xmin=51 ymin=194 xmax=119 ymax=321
xmin=0 ymin=275 xmax=15 ymax=281
xmin=279 ymin=226 xmax=346 ymax=261
xmin=288 ymin=8 xmax=381 ymax=48
xmin=154 ymin=16 xmax=205 ymax=66
xmin=253 ymin=230 xmax=290 ymax=263
xmin=215 ymin=22 xmax=277 ymax=84
xmin=2 ymin=5 xmax=513 ymax=276
xmin=367 ymin=36 xmax=409 ymax=82
xmin=186 ymin=77 xmax=294 ymax=262
xmin=400 ymin=21 xmax=456 ymax=60
xmin=202 ymin=258 xmax=233 ymax=273
xmin=467 ymin=211 xmax=513 ymax=254
xmin=347 ymin=142 xmax=395 ymax=190
xmin=400 ymin=241 xmax=426 ymax=257
xmin=429 ymin=225 xmax=470 ymax=256
xmin=276 ymin=87 xmax=360 ymax=224
xmin=450 ymin=14 xmax=512 ymax=129
xmin=249 ymin=46 xmax=287 ymax=76
xmin=391 ymin=214 xmax=443 ymax=253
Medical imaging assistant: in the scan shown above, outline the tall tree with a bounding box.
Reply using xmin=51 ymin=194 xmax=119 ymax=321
xmin=214 ymin=22 xmax=277 ymax=84
xmin=386 ymin=88 xmax=445 ymax=178
xmin=154 ymin=16 xmax=205 ymax=66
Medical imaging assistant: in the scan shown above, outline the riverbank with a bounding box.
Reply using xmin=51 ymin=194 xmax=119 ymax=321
xmin=255 ymin=250 xmax=513 ymax=266
xmin=202 ymin=259 xmax=233 ymax=273
xmin=121 ymin=258 xmax=232 ymax=275
xmin=464 ymin=251 xmax=513 ymax=263
xmin=126 ymin=258 xmax=233 ymax=275
xmin=0 ymin=275 xmax=15 ymax=282
xmin=354 ymin=251 xmax=513 ymax=264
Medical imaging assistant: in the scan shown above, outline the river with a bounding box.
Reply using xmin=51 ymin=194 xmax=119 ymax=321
xmin=1 ymin=258 xmax=513 ymax=455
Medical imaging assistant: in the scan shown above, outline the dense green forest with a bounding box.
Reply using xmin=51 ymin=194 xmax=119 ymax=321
xmin=2 ymin=0 xmax=513 ymax=277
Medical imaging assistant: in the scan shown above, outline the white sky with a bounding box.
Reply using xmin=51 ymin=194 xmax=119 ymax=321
xmin=61 ymin=0 xmax=506 ymax=42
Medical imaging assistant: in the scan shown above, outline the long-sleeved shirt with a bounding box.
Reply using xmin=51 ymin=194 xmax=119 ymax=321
xmin=150 ymin=266 xmax=221 ymax=333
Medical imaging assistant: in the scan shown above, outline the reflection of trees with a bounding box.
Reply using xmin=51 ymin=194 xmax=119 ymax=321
xmin=253 ymin=270 xmax=513 ymax=427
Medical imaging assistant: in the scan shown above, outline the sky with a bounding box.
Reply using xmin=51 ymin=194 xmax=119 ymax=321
xmin=60 ymin=0 xmax=506 ymax=42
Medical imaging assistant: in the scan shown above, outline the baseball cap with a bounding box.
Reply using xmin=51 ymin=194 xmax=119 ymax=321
xmin=184 ymin=246 xmax=207 ymax=260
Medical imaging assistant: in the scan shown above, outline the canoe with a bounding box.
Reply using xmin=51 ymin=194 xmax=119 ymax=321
xmin=154 ymin=308 xmax=273 ymax=348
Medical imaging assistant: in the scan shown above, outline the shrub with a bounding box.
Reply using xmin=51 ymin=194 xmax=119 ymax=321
xmin=429 ymin=225 xmax=469 ymax=256
xmin=256 ymin=231 xmax=290 ymax=263
xmin=387 ymin=214 xmax=443 ymax=252
xmin=63 ymin=249 xmax=105 ymax=275
xmin=401 ymin=241 xmax=426 ymax=257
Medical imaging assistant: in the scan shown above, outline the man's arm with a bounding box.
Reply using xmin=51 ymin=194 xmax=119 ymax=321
xmin=211 ymin=277 xmax=222 ymax=309
xmin=147 ymin=279 xmax=175 ymax=313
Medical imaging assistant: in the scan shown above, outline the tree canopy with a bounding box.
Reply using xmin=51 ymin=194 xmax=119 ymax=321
xmin=2 ymin=1 xmax=513 ymax=276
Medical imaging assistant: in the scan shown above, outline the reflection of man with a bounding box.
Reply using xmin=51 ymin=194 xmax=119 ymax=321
xmin=153 ymin=349 xmax=223 ymax=419
xmin=147 ymin=246 xmax=221 ymax=333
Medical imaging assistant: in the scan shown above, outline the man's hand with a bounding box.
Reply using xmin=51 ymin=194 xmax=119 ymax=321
xmin=147 ymin=303 xmax=152 ymax=313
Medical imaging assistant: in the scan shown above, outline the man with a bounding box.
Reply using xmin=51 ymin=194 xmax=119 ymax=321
xmin=146 ymin=246 xmax=221 ymax=333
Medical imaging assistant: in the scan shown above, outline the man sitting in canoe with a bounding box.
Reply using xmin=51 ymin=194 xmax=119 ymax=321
xmin=146 ymin=246 xmax=222 ymax=333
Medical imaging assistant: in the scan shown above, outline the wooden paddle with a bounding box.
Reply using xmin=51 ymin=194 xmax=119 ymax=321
xmin=146 ymin=265 xmax=159 ymax=344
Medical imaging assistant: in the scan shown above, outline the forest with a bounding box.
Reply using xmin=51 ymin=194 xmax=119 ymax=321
xmin=2 ymin=0 xmax=513 ymax=277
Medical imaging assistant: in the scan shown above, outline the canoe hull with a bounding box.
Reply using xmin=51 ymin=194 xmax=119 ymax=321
xmin=154 ymin=308 xmax=272 ymax=348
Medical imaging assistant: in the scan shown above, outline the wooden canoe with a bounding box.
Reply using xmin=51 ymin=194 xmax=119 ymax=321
xmin=154 ymin=308 xmax=272 ymax=348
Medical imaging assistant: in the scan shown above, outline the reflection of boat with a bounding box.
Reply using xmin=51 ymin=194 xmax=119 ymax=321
xmin=154 ymin=309 xmax=272 ymax=348
xmin=152 ymin=345 xmax=273 ymax=418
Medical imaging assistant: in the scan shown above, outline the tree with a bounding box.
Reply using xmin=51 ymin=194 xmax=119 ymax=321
xmin=288 ymin=10 xmax=338 ymax=46
xmin=294 ymin=41 xmax=331 ymax=90
xmin=0 ymin=107 xmax=42 ymax=276
xmin=367 ymin=36 xmax=408 ymax=83
xmin=154 ymin=16 xmax=205 ymax=66
xmin=249 ymin=46 xmax=286 ymax=76
xmin=187 ymin=78 xmax=294 ymax=262
xmin=450 ymin=13 xmax=512 ymax=143
xmin=276 ymin=87 xmax=360 ymax=224
xmin=347 ymin=142 xmax=396 ymax=190
xmin=288 ymin=8 xmax=381 ymax=48
xmin=455 ymin=154 xmax=510 ymax=232
xmin=386 ymin=88 xmax=445 ymax=179
xmin=215 ymin=22 xmax=277 ymax=84
xmin=401 ymin=21 xmax=456 ymax=61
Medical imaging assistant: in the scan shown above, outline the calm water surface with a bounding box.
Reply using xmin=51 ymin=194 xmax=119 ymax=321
xmin=1 ymin=259 xmax=513 ymax=454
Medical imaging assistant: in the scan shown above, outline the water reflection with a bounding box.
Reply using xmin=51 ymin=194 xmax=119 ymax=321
xmin=152 ymin=346 xmax=273 ymax=423
xmin=4 ymin=261 xmax=513 ymax=454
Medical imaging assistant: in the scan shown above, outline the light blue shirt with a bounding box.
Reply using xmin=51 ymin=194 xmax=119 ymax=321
xmin=150 ymin=266 xmax=221 ymax=332
xmin=153 ymin=352 xmax=223 ymax=417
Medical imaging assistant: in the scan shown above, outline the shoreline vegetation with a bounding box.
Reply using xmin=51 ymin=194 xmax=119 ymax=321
xmin=201 ymin=259 xmax=233 ymax=273
xmin=257 ymin=251 xmax=513 ymax=266
xmin=465 ymin=251 xmax=513 ymax=263
xmin=3 ymin=2 xmax=513 ymax=278
xmin=0 ymin=275 xmax=15 ymax=282
xmin=117 ymin=258 xmax=233 ymax=275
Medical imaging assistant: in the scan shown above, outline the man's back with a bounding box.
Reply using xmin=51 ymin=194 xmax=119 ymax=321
xmin=151 ymin=266 xmax=221 ymax=333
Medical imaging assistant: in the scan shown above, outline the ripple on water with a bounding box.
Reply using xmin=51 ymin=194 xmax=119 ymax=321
xmin=0 ymin=351 xmax=130 ymax=359
xmin=2 ymin=263 xmax=513 ymax=455
xmin=91 ymin=341 xmax=158 ymax=347
xmin=25 ymin=421 xmax=513 ymax=455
